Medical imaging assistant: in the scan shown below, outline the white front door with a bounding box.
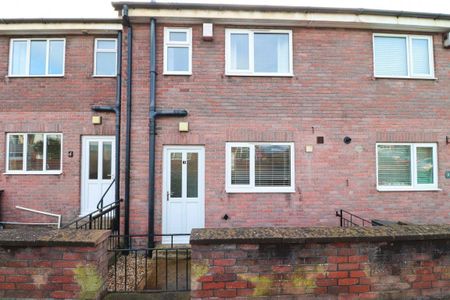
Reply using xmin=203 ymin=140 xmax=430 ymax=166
xmin=163 ymin=146 xmax=205 ymax=244
xmin=81 ymin=136 xmax=115 ymax=215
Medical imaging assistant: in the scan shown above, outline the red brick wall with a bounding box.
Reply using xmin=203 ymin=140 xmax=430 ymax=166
xmin=2 ymin=23 xmax=450 ymax=230
xmin=0 ymin=34 xmax=117 ymax=223
xmin=191 ymin=237 xmax=450 ymax=299
xmin=0 ymin=231 xmax=109 ymax=299
xmin=125 ymin=23 xmax=450 ymax=234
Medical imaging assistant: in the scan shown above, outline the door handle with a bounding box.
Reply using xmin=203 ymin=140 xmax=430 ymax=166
xmin=167 ymin=191 xmax=170 ymax=201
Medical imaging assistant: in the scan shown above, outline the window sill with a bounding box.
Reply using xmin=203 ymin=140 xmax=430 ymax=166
xmin=92 ymin=75 xmax=117 ymax=78
xmin=225 ymin=72 xmax=294 ymax=77
xmin=373 ymin=75 xmax=437 ymax=80
xmin=4 ymin=171 xmax=63 ymax=175
xmin=7 ymin=75 xmax=64 ymax=78
xmin=226 ymin=187 xmax=296 ymax=193
xmin=163 ymin=72 xmax=192 ymax=76
xmin=377 ymin=187 xmax=441 ymax=192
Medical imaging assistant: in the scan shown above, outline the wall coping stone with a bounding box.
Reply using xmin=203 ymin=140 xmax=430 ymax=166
xmin=190 ymin=225 xmax=450 ymax=245
xmin=0 ymin=228 xmax=110 ymax=247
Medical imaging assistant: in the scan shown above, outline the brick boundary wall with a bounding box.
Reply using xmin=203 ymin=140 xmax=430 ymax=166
xmin=0 ymin=229 xmax=110 ymax=299
xmin=190 ymin=225 xmax=450 ymax=299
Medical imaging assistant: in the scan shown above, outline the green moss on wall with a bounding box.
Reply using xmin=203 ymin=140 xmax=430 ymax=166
xmin=74 ymin=264 xmax=103 ymax=300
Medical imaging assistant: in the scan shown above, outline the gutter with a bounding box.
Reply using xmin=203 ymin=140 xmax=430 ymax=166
xmin=111 ymin=2 xmax=450 ymax=21
xmin=147 ymin=17 xmax=187 ymax=249
xmin=0 ymin=18 xmax=121 ymax=24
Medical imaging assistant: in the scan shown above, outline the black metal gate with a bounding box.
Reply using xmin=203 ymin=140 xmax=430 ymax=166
xmin=107 ymin=234 xmax=191 ymax=293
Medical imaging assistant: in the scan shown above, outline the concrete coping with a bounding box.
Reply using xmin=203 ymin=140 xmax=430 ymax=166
xmin=190 ymin=225 xmax=450 ymax=245
xmin=0 ymin=228 xmax=110 ymax=247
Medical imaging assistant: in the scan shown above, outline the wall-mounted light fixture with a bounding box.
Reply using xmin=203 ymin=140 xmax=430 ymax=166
xmin=92 ymin=116 xmax=102 ymax=125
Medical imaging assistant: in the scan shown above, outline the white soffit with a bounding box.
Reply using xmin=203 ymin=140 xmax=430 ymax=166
xmin=127 ymin=8 xmax=450 ymax=32
xmin=0 ymin=23 xmax=122 ymax=35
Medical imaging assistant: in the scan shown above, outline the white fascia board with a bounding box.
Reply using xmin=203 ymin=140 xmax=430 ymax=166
xmin=128 ymin=8 xmax=450 ymax=32
xmin=0 ymin=23 xmax=122 ymax=35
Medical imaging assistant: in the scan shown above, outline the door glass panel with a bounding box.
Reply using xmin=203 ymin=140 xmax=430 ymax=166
xmin=89 ymin=142 xmax=99 ymax=179
xmin=170 ymin=152 xmax=182 ymax=198
xmin=102 ymin=142 xmax=112 ymax=179
xmin=27 ymin=134 xmax=44 ymax=171
xmin=187 ymin=152 xmax=198 ymax=198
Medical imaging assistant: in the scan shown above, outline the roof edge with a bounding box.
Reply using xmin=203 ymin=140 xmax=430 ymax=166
xmin=0 ymin=18 xmax=121 ymax=24
xmin=111 ymin=2 xmax=450 ymax=21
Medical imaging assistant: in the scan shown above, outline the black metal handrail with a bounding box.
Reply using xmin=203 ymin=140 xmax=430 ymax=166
xmin=336 ymin=209 xmax=383 ymax=227
xmin=97 ymin=178 xmax=116 ymax=211
xmin=63 ymin=199 xmax=121 ymax=231
xmin=108 ymin=233 xmax=191 ymax=293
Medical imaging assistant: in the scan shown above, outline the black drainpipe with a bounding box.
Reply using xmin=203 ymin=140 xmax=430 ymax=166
xmin=123 ymin=5 xmax=132 ymax=249
xmin=92 ymin=30 xmax=122 ymax=220
xmin=148 ymin=17 xmax=188 ymax=249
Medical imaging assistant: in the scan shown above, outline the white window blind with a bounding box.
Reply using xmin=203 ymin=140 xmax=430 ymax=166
xmin=373 ymin=34 xmax=433 ymax=78
xmin=377 ymin=145 xmax=411 ymax=186
xmin=374 ymin=36 xmax=408 ymax=77
xmin=231 ymin=146 xmax=250 ymax=185
xmin=226 ymin=143 xmax=295 ymax=193
xmin=255 ymin=144 xmax=291 ymax=186
xmin=376 ymin=143 xmax=437 ymax=191
xmin=411 ymin=38 xmax=430 ymax=75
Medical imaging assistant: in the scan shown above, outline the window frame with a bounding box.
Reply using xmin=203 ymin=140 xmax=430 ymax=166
xmin=225 ymin=142 xmax=295 ymax=193
xmin=8 ymin=38 xmax=66 ymax=77
xmin=225 ymin=29 xmax=293 ymax=77
xmin=163 ymin=27 xmax=192 ymax=75
xmin=5 ymin=133 xmax=63 ymax=175
xmin=93 ymin=38 xmax=118 ymax=77
xmin=376 ymin=143 xmax=438 ymax=191
xmin=372 ymin=33 xmax=435 ymax=79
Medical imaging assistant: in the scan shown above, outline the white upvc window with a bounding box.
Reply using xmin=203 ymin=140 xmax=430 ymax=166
xmin=376 ymin=143 xmax=438 ymax=191
xmin=9 ymin=38 xmax=65 ymax=77
xmin=6 ymin=133 xmax=63 ymax=174
xmin=225 ymin=29 xmax=293 ymax=76
xmin=373 ymin=34 xmax=434 ymax=79
xmin=226 ymin=142 xmax=295 ymax=193
xmin=164 ymin=28 xmax=192 ymax=75
xmin=94 ymin=38 xmax=117 ymax=76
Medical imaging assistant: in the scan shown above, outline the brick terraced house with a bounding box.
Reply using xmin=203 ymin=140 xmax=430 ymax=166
xmin=0 ymin=3 xmax=450 ymax=243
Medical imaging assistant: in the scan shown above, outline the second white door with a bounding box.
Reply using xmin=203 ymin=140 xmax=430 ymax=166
xmin=81 ymin=136 xmax=115 ymax=215
xmin=163 ymin=146 xmax=205 ymax=244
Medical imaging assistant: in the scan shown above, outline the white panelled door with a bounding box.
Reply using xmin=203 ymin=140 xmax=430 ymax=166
xmin=81 ymin=136 xmax=115 ymax=215
xmin=163 ymin=146 xmax=205 ymax=244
